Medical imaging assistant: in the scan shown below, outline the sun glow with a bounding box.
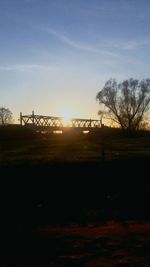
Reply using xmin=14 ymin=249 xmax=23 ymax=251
xmin=60 ymin=111 xmax=74 ymax=126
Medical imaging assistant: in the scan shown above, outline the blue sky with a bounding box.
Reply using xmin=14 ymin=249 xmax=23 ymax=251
xmin=1 ymin=0 xmax=150 ymax=122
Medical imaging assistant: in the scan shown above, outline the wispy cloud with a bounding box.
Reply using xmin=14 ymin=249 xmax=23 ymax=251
xmin=108 ymin=38 xmax=150 ymax=51
xmin=41 ymin=27 xmax=119 ymax=57
xmin=0 ymin=64 xmax=59 ymax=72
xmin=31 ymin=25 xmax=150 ymax=68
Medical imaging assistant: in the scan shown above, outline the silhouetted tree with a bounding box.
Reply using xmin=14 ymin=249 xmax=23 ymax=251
xmin=0 ymin=107 xmax=13 ymax=125
xmin=96 ymin=78 xmax=150 ymax=132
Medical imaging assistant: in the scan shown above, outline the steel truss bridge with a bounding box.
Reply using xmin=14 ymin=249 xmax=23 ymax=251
xmin=20 ymin=111 xmax=101 ymax=130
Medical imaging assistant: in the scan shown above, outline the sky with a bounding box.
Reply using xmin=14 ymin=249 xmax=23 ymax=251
xmin=1 ymin=0 xmax=150 ymax=122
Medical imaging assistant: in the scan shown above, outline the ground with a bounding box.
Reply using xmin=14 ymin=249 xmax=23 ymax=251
xmin=0 ymin=126 xmax=150 ymax=266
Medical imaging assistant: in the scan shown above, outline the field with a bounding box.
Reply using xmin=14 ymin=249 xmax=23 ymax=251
xmin=0 ymin=125 xmax=150 ymax=266
xmin=1 ymin=125 xmax=150 ymax=164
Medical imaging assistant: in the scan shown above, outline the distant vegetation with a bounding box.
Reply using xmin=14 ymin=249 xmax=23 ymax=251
xmin=97 ymin=78 xmax=150 ymax=132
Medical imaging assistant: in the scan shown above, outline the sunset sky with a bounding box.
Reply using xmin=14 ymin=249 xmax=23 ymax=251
xmin=1 ymin=0 xmax=150 ymax=122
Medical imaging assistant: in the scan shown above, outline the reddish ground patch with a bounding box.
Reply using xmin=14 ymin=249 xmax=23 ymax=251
xmin=38 ymin=221 xmax=150 ymax=266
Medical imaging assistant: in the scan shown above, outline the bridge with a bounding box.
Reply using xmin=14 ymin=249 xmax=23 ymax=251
xmin=20 ymin=111 xmax=102 ymax=131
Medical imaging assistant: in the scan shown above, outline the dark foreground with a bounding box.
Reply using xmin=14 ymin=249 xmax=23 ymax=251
xmin=0 ymin=159 xmax=150 ymax=266
xmin=1 ymin=221 xmax=150 ymax=266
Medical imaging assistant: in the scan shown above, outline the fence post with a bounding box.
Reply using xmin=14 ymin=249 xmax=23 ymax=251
xmin=101 ymin=125 xmax=105 ymax=162
xmin=20 ymin=112 xmax=22 ymax=126
xmin=32 ymin=110 xmax=35 ymax=125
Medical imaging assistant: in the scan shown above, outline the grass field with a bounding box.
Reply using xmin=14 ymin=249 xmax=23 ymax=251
xmin=1 ymin=125 xmax=150 ymax=165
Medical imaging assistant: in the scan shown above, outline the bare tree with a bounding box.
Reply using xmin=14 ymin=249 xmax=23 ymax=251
xmin=0 ymin=107 xmax=13 ymax=125
xmin=96 ymin=78 xmax=150 ymax=132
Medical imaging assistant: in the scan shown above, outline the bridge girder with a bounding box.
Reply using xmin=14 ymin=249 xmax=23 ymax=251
xmin=20 ymin=112 xmax=101 ymax=129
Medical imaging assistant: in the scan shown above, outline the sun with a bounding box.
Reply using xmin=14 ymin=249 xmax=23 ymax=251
xmin=60 ymin=111 xmax=74 ymax=126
